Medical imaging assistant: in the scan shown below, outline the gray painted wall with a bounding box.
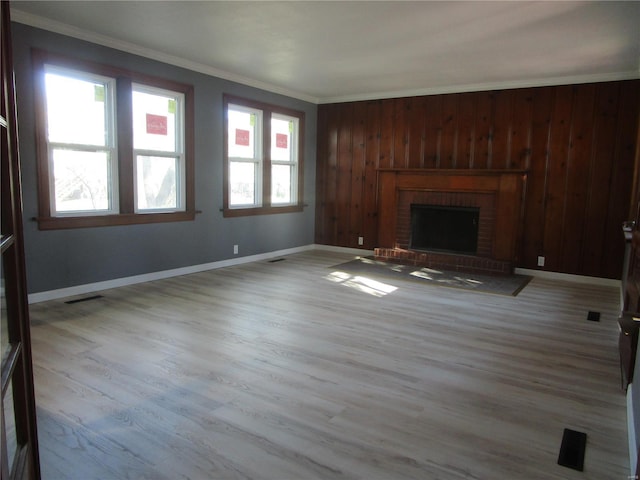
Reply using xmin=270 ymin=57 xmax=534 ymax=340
xmin=11 ymin=23 xmax=317 ymax=294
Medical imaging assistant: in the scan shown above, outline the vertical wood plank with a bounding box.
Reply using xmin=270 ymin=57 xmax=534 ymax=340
xmin=473 ymin=91 xmax=493 ymax=170
xmin=494 ymin=174 xmax=522 ymax=260
xmin=336 ymin=104 xmax=354 ymax=246
xmin=492 ymin=90 xmax=514 ymax=170
xmin=542 ymin=85 xmax=573 ymax=272
xmin=603 ymin=81 xmax=640 ymax=278
xmin=628 ymin=110 xmax=640 ymax=222
xmin=456 ymin=93 xmax=476 ymax=169
xmin=362 ymin=101 xmax=381 ymax=248
xmin=324 ymin=105 xmax=340 ymax=245
xmin=407 ymin=97 xmax=426 ymax=168
xmin=378 ymin=99 xmax=394 ymax=169
xmin=581 ymin=83 xmax=620 ymax=276
xmin=349 ymin=102 xmax=367 ymax=247
xmin=439 ymin=94 xmax=457 ymax=169
xmin=521 ymin=86 xmax=552 ymax=269
xmin=314 ymin=105 xmax=329 ymax=244
xmin=510 ymin=89 xmax=534 ymax=170
xmin=377 ymin=172 xmax=398 ymax=247
xmin=559 ymin=84 xmax=596 ymax=274
xmin=424 ymin=95 xmax=443 ymax=168
xmin=393 ymin=98 xmax=410 ymax=168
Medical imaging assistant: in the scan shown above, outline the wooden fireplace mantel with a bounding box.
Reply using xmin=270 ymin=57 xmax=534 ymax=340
xmin=377 ymin=169 xmax=528 ymax=263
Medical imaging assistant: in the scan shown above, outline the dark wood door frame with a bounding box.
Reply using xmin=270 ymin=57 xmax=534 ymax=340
xmin=1 ymin=1 xmax=41 ymax=478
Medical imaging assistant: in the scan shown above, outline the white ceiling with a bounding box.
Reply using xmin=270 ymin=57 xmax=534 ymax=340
xmin=10 ymin=1 xmax=640 ymax=104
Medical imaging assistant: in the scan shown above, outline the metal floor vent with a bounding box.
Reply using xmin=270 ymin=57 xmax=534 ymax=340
xmin=65 ymin=295 xmax=103 ymax=304
xmin=587 ymin=311 xmax=600 ymax=322
xmin=557 ymin=428 xmax=587 ymax=471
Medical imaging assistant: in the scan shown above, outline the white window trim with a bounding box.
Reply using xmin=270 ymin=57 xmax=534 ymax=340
xmin=132 ymin=83 xmax=186 ymax=213
xmin=228 ymin=104 xmax=263 ymax=208
xmin=44 ymin=65 xmax=118 ymax=217
xmin=271 ymin=113 xmax=299 ymax=205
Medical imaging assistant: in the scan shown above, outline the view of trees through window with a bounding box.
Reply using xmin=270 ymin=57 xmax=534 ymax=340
xmin=132 ymin=87 xmax=183 ymax=211
xmin=34 ymin=49 xmax=195 ymax=229
xmin=45 ymin=70 xmax=115 ymax=213
xmin=227 ymin=107 xmax=261 ymax=206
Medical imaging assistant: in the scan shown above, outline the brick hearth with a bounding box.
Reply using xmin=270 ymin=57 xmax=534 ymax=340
xmin=374 ymin=247 xmax=513 ymax=275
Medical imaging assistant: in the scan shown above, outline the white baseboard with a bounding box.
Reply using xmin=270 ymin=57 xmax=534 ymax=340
xmin=629 ymin=387 xmax=636 ymax=474
xmin=28 ymin=244 xmax=318 ymax=304
xmin=28 ymin=246 xmax=619 ymax=304
xmin=514 ymin=267 xmax=621 ymax=288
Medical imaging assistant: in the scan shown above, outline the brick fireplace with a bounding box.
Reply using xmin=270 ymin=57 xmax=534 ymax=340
xmin=375 ymin=169 xmax=527 ymax=274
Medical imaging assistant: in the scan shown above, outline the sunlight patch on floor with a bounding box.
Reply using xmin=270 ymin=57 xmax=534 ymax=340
xmin=409 ymin=268 xmax=485 ymax=287
xmin=454 ymin=276 xmax=483 ymax=286
xmin=325 ymin=271 xmax=398 ymax=297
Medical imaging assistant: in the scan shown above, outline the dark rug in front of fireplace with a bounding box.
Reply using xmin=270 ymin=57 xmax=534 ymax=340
xmin=330 ymin=257 xmax=532 ymax=296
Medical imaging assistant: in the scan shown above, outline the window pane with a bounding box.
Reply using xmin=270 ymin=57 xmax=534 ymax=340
xmin=272 ymin=164 xmax=292 ymax=204
xmin=133 ymin=90 xmax=178 ymax=152
xmin=136 ymin=156 xmax=178 ymax=210
xmin=4 ymin=381 xmax=18 ymax=475
xmin=1 ymin=257 xmax=8 ymax=365
xmin=53 ymin=149 xmax=111 ymax=213
xmin=228 ymin=109 xmax=258 ymax=159
xmin=45 ymin=72 xmax=109 ymax=146
xmin=230 ymin=162 xmax=256 ymax=206
xmin=271 ymin=117 xmax=292 ymax=162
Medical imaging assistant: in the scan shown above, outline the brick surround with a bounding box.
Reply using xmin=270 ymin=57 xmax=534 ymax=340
xmin=376 ymin=169 xmax=527 ymax=275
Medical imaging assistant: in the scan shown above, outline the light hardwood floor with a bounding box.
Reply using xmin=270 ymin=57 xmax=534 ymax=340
xmin=29 ymin=250 xmax=628 ymax=479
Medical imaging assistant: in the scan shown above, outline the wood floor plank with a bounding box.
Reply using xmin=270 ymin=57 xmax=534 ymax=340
xmin=29 ymin=250 xmax=628 ymax=479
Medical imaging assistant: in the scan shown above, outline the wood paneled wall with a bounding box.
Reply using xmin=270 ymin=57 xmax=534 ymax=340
xmin=315 ymin=80 xmax=640 ymax=278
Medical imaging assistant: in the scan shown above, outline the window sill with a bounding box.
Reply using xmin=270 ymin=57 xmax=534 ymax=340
xmin=36 ymin=211 xmax=197 ymax=230
xmin=222 ymin=204 xmax=304 ymax=218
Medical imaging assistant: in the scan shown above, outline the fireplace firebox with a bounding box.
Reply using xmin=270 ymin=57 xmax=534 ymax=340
xmin=410 ymin=204 xmax=480 ymax=254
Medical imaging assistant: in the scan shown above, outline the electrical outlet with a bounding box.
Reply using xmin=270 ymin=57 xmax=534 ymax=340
xmin=358 ymin=236 xmax=364 ymax=246
xmin=537 ymin=256 xmax=545 ymax=267
xmin=233 ymin=245 xmax=239 ymax=255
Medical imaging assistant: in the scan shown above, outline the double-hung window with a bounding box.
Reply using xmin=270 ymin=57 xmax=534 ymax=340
xmin=132 ymin=85 xmax=185 ymax=212
xmin=43 ymin=66 xmax=118 ymax=215
xmin=33 ymin=50 xmax=195 ymax=229
xmin=223 ymin=95 xmax=304 ymax=216
xmin=270 ymin=113 xmax=299 ymax=205
xmin=227 ymin=105 xmax=263 ymax=207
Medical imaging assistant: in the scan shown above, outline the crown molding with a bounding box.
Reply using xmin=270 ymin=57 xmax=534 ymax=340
xmin=319 ymin=71 xmax=640 ymax=104
xmin=10 ymin=9 xmax=320 ymax=105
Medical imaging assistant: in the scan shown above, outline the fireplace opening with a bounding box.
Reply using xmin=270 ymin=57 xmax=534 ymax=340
xmin=410 ymin=204 xmax=480 ymax=254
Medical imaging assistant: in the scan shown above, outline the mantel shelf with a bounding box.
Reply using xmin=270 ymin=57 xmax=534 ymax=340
xmin=376 ymin=168 xmax=529 ymax=175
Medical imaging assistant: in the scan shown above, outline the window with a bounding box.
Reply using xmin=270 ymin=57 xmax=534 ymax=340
xmin=223 ymin=95 xmax=304 ymax=216
xmin=132 ymin=85 xmax=185 ymax=212
xmin=43 ymin=67 xmax=117 ymax=215
xmin=271 ymin=113 xmax=299 ymax=205
xmin=227 ymin=105 xmax=263 ymax=207
xmin=33 ymin=50 xmax=195 ymax=229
